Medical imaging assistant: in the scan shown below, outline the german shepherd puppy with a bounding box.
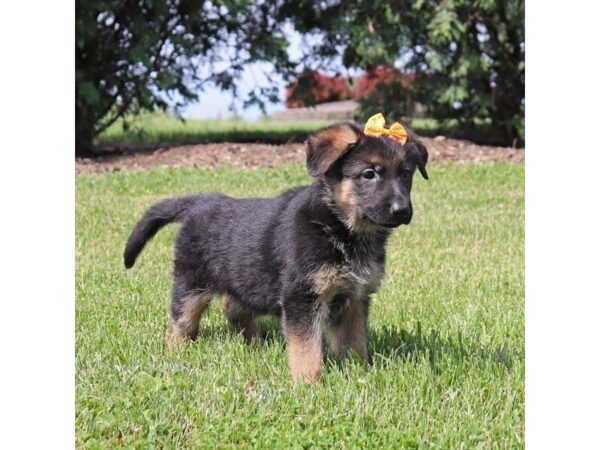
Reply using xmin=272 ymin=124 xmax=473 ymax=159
xmin=124 ymin=122 xmax=428 ymax=382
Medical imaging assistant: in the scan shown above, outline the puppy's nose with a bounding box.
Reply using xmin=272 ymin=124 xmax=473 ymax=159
xmin=390 ymin=201 xmax=410 ymax=217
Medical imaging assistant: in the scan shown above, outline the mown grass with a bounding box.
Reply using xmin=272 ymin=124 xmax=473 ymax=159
xmin=96 ymin=112 xmax=334 ymax=147
xmin=76 ymin=162 xmax=524 ymax=449
xmin=95 ymin=112 xmax=455 ymax=148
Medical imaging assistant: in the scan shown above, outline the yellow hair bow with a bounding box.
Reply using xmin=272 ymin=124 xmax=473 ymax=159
xmin=364 ymin=113 xmax=409 ymax=145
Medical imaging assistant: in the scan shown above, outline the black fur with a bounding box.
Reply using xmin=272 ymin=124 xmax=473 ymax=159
xmin=124 ymin=195 xmax=203 ymax=269
xmin=124 ymin=122 xmax=428 ymax=381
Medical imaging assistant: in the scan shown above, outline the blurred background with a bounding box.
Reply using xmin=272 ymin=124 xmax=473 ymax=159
xmin=76 ymin=0 xmax=524 ymax=156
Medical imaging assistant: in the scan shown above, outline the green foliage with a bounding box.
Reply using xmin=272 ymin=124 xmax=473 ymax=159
xmin=76 ymin=0 xmax=293 ymax=155
xmin=76 ymin=162 xmax=524 ymax=448
xmin=357 ymin=75 xmax=419 ymax=125
xmin=286 ymin=0 xmax=525 ymax=146
xmin=77 ymin=0 xmax=525 ymax=154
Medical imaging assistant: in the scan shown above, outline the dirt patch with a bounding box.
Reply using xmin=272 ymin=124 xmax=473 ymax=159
xmin=76 ymin=136 xmax=523 ymax=174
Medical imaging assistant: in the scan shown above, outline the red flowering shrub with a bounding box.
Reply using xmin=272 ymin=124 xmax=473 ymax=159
xmin=285 ymin=66 xmax=416 ymax=110
xmin=354 ymin=66 xmax=415 ymax=99
xmin=286 ymin=70 xmax=352 ymax=108
xmin=355 ymin=66 xmax=419 ymax=120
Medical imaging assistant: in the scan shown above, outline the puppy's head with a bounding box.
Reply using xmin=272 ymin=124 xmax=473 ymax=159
xmin=306 ymin=122 xmax=428 ymax=231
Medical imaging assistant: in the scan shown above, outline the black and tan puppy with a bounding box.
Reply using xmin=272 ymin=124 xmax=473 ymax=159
xmin=124 ymin=121 xmax=428 ymax=382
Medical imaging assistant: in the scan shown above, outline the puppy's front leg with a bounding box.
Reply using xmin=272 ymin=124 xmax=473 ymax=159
xmin=282 ymin=299 xmax=324 ymax=384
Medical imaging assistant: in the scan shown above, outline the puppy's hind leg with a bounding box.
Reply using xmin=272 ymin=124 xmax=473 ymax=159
xmin=167 ymin=276 xmax=213 ymax=349
xmin=223 ymin=297 xmax=260 ymax=343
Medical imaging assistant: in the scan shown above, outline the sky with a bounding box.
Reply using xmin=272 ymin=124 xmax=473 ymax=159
xmin=178 ymin=23 xmax=303 ymax=122
xmin=179 ymin=62 xmax=288 ymax=122
xmin=177 ymin=25 xmax=359 ymax=122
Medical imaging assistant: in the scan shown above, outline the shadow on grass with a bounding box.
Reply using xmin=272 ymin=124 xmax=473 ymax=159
xmin=369 ymin=322 xmax=515 ymax=371
xmin=205 ymin=316 xmax=516 ymax=372
xmin=194 ymin=316 xmax=285 ymax=346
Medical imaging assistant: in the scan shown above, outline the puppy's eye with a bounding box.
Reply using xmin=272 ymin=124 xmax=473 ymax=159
xmin=399 ymin=169 xmax=412 ymax=179
xmin=362 ymin=169 xmax=376 ymax=180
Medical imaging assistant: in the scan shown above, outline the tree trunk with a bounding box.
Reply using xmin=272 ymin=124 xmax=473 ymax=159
xmin=75 ymin=104 xmax=96 ymax=158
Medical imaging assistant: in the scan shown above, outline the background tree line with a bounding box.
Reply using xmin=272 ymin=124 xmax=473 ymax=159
xmin=76 ymin=0 xmax=524 ymax=155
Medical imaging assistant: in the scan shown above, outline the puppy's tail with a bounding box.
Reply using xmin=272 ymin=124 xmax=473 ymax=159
xmin=124 ymin=196 xmax=200 ymax=269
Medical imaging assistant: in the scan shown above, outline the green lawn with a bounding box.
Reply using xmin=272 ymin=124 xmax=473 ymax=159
xmin=95 ymin=112 xmax=456 ymax=148
xmin=96 ymin=113 xmax=334 ymax=147
xmin=76 ymin=162 xmax=524 ymax=449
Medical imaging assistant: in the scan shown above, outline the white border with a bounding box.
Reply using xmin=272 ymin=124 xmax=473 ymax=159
xmin=526 ymin=1 xmax=600 ymax=448
xmin=0 ymin=1 xmax=74 ymax=448
xmin=2 ymin=1 xmax=600 ymax=448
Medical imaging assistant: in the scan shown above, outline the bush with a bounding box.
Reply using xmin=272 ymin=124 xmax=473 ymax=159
xmin=285 ymin=70 xmax=352 ymax=108
xmin=285 ymin=0 xmax=525 ymax=146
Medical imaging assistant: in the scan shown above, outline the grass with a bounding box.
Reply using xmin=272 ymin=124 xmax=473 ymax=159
xmin=95 ymin=112 xmax=468 ymax=148
xmin=96 ymin=112 xmax=334 ymax=147
xmin=76 ymin=162 xmax=524 ymax=449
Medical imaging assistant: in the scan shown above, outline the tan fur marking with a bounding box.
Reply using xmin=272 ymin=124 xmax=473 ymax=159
xmin=286 ymin=331 xmax=323 ymax=383
xmin=319 ymin=126 xmax=359 ymax=155
xmin=334 ymin=179 xmax=358 ymax=225
xmin=363 ymin=156 xmax=385 ymax=167
xmin=355 ymin=220 xmax=390 ymax=233
xmin=310 ymin=264 xmax=346 ymax=296
xmin=325 ymin=299 xmax=369 ymax=360
xmin=308 ymin=125 xmax=359 ymax=175
xmin=167 ymin=293 xmax=211 ymax=349
xmin=167 ymin=326 xmax=186 ymax=350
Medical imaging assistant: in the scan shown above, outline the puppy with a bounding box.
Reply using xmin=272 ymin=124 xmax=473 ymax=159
xmin=124 ymin=121 xmax=428 ymax=383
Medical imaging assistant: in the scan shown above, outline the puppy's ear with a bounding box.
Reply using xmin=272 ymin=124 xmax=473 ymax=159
xmin=406 ymin=139 xmax=429 ymax=180
xmin=306 ymin=123 xmax=362 ymax=177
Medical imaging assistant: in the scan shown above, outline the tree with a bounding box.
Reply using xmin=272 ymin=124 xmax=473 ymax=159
xmin=76 ymin=0 xmax=293 ymax=155
xmin=283 ymin=0 xmax=525 ymax=146
xmin=77 ymin=0 xmax=525 ymax=153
